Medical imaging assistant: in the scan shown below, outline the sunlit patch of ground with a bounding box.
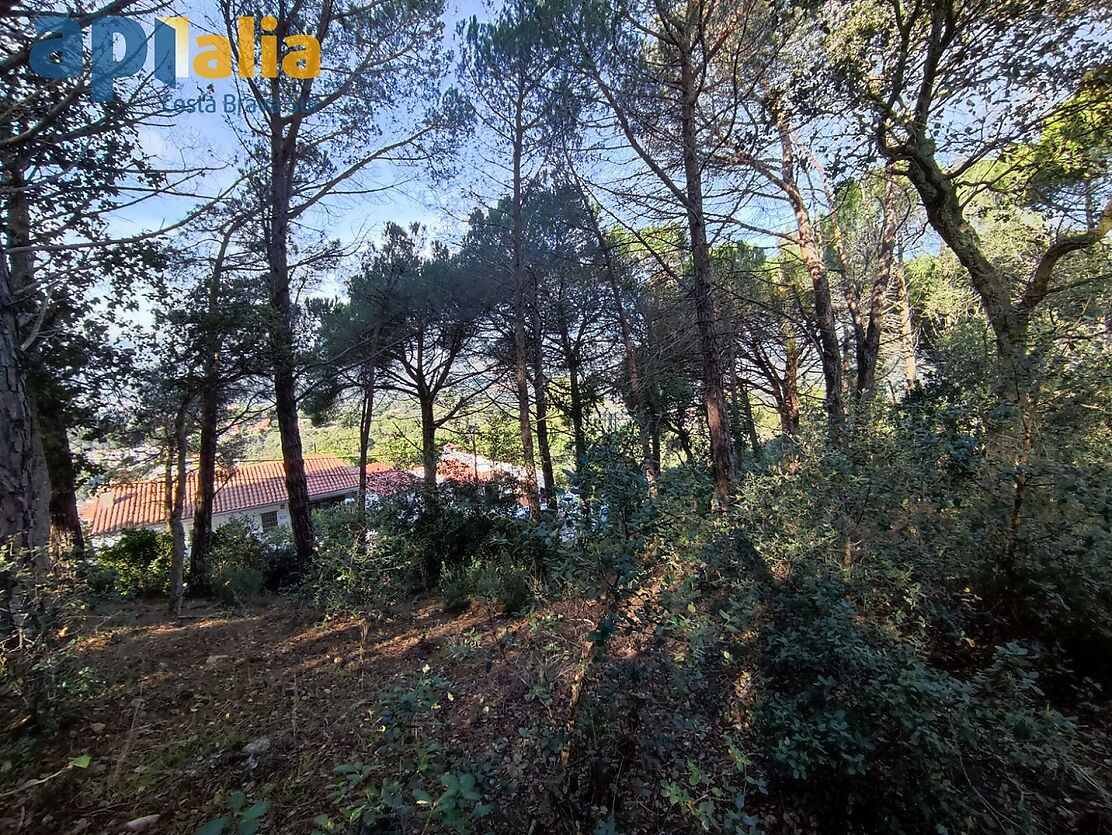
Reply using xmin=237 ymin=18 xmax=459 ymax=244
xmin=1 ymin=598 xmax=611 ymax=834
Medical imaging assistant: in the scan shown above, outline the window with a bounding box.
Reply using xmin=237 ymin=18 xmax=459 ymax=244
xmin=260 ymin=510 xmax=279 ymax=532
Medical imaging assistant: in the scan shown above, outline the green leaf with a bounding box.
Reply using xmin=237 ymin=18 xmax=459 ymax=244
xmin=195 ymin=818 xmax=229 ymax=835
xmin=228 ymin=791 xmax=246 ymax=814
xmin=241 ymin=800 xmax=270 ymax=822
xmin=236 ymin=820 xmax=259 ymax=835
xmin=69 ymin=755 xmax=92 ymax=769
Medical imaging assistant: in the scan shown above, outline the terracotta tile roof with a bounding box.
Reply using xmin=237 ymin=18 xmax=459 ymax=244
xmin=364 ymin=467 xmax=421 ymax=496
xmin=80 ymin=455 xmax=364 ymax=537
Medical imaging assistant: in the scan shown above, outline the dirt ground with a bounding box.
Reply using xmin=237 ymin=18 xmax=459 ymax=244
xmin=1 ymin=597 xmax=610 ymax=834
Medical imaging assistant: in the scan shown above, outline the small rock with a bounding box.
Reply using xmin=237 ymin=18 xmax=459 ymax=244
xmin=124 ymin=815 xmax=160 ymax=832
xmin=90 ymin=722 xmax=106 ymax=734
xmin=242 ymin=737 xmax=271 ymax=756
xmin=205 ymin=654 xmax=230 ymax=666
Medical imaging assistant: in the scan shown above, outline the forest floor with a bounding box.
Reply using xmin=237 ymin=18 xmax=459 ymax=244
xmin=1 ymin=595 xmax=643 ymax=835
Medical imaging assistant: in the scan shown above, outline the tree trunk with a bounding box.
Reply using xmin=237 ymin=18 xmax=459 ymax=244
xmin=510 ymin=111 xmax=540 ymax=521
xmin=191 ymin=218 xmax=242 ymax=593
xmin=530 ymin=296 xmax=556 ymax=511
xmin=679 ymin=52 xmax=736 ymax=506
xmin=37 ymin=391 xmax=85 ymax=560
xmin=566 ymin=358 xmax=587 ymax=472
xmin=738 ymin=380 xmax=762 ymax=463
xmin=855 ymin=171 xmax=899 ymax=398
xmin=190 ymin=376 xmax=218 ymax=596
xmin=167 ymin=406 xmax=188 ymax=616
xmin=419 ymin=394 xmax=437 ymax=489
xmin=3 ymin=158 xmax=50 ymax=559
xmin=893 ymin=254 xmax=917 ymax=388
xmin=356 ymin=369 xmax=375 ymax=517
xmin=0 ymin=242 xmax=38 ymax=555
xmin=268 ymin=103 xmax=314 ymax=569
xmin=555 ymin=297 xmax=588 ymax=473
xmin=782 ymin=330 xmax=801 ymax=436
xmin=772 ymin=107 xmax=845 ymax=436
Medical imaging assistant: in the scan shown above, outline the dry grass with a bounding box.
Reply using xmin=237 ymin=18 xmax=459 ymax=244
xmin=1 ymin=597 xmax=603 ymax=834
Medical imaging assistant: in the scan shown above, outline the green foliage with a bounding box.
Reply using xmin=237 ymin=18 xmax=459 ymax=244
xmin=371 ymin=416 xmax=432 ymax=471
xmin=317 ymin=667 xmax=495 ymax=833
xmin=372 ymin=480 xmax=545 ymax=592
xmin=714 ymin=400 xmax=1111 ymax=830
xmin=438 ymin=563 xmax=476 ymax=614
xmin=750 ymin=575 xmax=1077 ymax=830
xmin=0 ymin=555 xmax=102 ymax=736
xmin=95 ymin=528 xmax=174 ymax=598
xmin=206 ymin=519 xmax=267 ymax=605
xmin=484 ymin=563 xmax=533 ymax=614
xmin=195 ymin=791 xmax=270 ymax=835
xmin=302 ymin=504 xmax=410 ymax=612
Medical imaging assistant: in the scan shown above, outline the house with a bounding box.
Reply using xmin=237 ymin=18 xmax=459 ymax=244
xmin=79 ymin=454 xmax=405 ymax=541
xmin=78 ymin=447 xmax=528 ymax=544
xmin=419 ymin=444 xmax=531 ymax=486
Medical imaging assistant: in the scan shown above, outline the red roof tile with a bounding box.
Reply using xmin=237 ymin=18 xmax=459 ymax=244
xmin=80 ymin=455 xmax=365 ymax=537
xmin=364 ymin=467 xmax=421 ymax=496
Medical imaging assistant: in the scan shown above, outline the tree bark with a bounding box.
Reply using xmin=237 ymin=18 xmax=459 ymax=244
xmin=267 ymin=94 xmax=314 ymax=569
xmin=771 ymin=108 xmax=845 ymax=436
xmin=679 ymin=48 xmax=737 ymax=506
xmin=855 ymin=171 xmax=899 ymax=397
xmin=529 ymin=287 xmax=556 ymax=511
xmin=2 ymin=157 xmax=50 ymax=559
xmin=782 ymin=329 xmax=801 ymax=436
xmin=893 ymin=254 xmax=917 ymax=388
xmin=37 ymin=392 xmax=85 ymax=560
xmin=419 ymin=393 xmax=438 ymax=489
xmin=510 ymin=107 xmax=541 ymax=520
xmin=167 ymin=405 xmax=188 ymax=616
xmin=190 ymin=218 xmax=244 ymax=593
xmin=0 ymin=242 xmax=38 ymax=555
xmin=553 ymin=294 xmax=588 ymax=476
xmin=190 ymin=379 xmax=218 ymax=596
xmin=356 ymin=369 xmax=375 ymax=517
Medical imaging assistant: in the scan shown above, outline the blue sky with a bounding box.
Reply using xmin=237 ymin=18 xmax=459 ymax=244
xmin=112 ymin=0 xmax=489 ymax=260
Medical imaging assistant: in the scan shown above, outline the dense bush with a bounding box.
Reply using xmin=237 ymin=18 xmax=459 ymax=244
xmin=749 ymin=575 xmax=1080 ymax=831
xmin=709 ymin=392 xmax=1112 ymax=830
xmin=437 ymin=558 xmax=534 ymax=615
xmin=207 ymin=518 xmax=267 ymax=604
xmin=302 ymin=504 xmax=411 ymax=612
xmin=94 ymin=528 xmax=174 ymax=597
xmin=371 ymin=480 xmax=548 ymax=591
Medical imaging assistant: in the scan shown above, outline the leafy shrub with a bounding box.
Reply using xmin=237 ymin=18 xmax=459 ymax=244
xmin=211 ymin=564 xmax=265 ymax=606
xmin=303 ymin=505 xmax=411 ymax=612
xmin=476 ymin=562 xmax=533 ymax=615
xmin=1 ymin=553 xmax=103 ymax=732
xmin=77 ymin=559 xmax=119 ymax=599
xmin=317 ymin=667 xmax=495 ymax=833
xmin=370 ymin=482 xmax=551 ymax=593
xmin=95 ymin=528 xmax=174 ymax=597
xmin=261 ymin=526 xmax=300 ymax=590
xmin=195 ymin=791 xmax=270 ymax=835
xmin=748 ymin=575 xmax=1082 ymax=831
xmin=439 ymin=564 xmax=476 ymax=614
xmin=205 ymin=518 xmax=271 ymax=605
